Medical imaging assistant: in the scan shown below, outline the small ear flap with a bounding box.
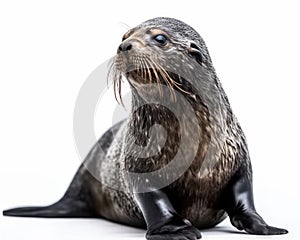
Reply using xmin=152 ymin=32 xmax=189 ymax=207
xmin=189 ymin=42 xmax=204 ymax=66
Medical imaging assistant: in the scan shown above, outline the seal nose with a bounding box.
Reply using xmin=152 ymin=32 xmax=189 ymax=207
xmin=118 ymin=42 xmax=132 ymax=52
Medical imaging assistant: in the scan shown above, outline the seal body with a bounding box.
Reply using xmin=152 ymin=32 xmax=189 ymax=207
xmin=3 ymin=17 xmax=288 ymax=239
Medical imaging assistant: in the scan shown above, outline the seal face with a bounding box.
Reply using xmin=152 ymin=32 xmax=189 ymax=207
xmin=3 ymin=17 xmax=288 ymax=240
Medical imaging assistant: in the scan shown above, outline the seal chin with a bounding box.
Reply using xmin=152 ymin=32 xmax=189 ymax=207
xmin=115 ymin=55 xmax=141 ymax=75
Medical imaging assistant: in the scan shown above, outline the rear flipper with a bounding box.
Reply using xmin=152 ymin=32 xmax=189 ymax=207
xmin=3 ymin=198 xmax=96 ymax=218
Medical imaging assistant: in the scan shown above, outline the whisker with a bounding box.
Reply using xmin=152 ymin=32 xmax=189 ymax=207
xmin=110 ymin=50 xmax=194 ymax=107
xmin=107 ymin=58 xmax=115 ymax=86
xmin=147 ymin=59 xmax=163 ymax=97
xmin=111 ymin=59 xmax=124 ymax=106
xmin=118 ymin=22 xmax=131 ymax=31
xmin=139 ymin=57 xmax=146 ymax=80
xmin=159 ymin=65 xmax=193 ymax=96
xmin=154 ymin=61 xmax=177 ymax=101
xmin=157 ymin=66 xmax=176 ymax=102
xmin=144 ymin=58 xmax=153 ymax=85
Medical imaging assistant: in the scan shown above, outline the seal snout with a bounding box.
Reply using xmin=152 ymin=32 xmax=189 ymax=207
xmin=118 ymin=41 xmax=132 ymax=53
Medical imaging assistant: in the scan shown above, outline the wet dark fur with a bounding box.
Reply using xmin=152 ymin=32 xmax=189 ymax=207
xmin=3 ymin=17 xmax=287 ymax=239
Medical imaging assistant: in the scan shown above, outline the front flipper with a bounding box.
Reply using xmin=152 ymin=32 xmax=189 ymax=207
xmin=223 ymin=169 xmax=288 ymax=235
xmin=230 ymin=210 xmax=287 ymax=235
xmin=135 ymin=189 xmax=201 ymax=240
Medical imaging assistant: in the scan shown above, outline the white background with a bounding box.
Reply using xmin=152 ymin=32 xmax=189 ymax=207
xmin=1 ymin=0 xmax=299 ymax=239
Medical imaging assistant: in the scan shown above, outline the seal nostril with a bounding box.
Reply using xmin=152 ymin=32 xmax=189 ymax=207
xmin=118 ymin=42 xmax=132 ymax=52
xmin=125 ymin=43 xmax=132 ymax=51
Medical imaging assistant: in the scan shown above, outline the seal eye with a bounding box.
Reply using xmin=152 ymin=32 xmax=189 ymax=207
xmin=153 ymin=34 xmax=168 ymax=45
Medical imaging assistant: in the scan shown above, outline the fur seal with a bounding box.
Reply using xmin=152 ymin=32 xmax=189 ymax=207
xmin=3 ymin=17 xmax=288 ymax=239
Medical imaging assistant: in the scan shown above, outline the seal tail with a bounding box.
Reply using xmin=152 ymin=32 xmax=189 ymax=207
xmin=3 ymin=166 xmax=97 ymax=218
